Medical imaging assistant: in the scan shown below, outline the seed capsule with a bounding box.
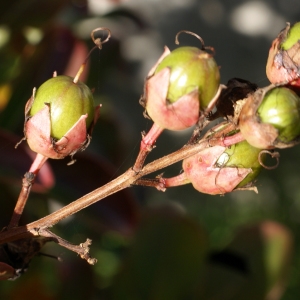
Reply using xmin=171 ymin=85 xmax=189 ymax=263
xmin=239 ymin=86 xmax=300 ymax=149
xmin=154 ymin=46 xmax=220 ymax=108
xmin=29 ymin=75 xmax=94 ymax=140
xmin=25 ymin=75 xmax=99 ymax=159
xmin=182 ymin=139 xmax=263 ymax=195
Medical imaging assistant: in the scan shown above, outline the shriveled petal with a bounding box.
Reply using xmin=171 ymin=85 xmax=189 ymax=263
xmin=145 ymin=68 xmax=200 ymax=131
xmin=183 ymin=146 xmax=251 ymax=195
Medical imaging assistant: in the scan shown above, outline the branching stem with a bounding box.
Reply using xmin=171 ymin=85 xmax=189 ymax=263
xmin=0 ymin=131 xmax=242 ymax=246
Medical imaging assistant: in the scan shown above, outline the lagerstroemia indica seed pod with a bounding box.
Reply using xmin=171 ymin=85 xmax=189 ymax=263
xmin=144 ymin=31 xmax=220 ymax=131
xmin=266 ymin=22 xmax=300 ymax=86
xmin=181 ymin=139 xmax=263 ymax=195
xmin=24 ymin=74 xmax=100 ymax=159
xmin=239 ymin=86 xmax=300 ymax=149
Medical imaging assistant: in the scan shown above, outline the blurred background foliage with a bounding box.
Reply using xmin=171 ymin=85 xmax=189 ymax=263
xmin=0 ymin=0 xmax=300 ymax=299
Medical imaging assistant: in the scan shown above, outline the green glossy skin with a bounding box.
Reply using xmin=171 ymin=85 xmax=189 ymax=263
xmin=215 ymin=140 xmax=263 ymax=188
xmin=30 ymin=75 xmax=94 ymax=140
xmin=257 ymin=87 xmax=300 ymax=143
xmin=281 ymin=22 xmax=300 ymax=50
xmin=155 ymin=46 xmax=220 ymax=108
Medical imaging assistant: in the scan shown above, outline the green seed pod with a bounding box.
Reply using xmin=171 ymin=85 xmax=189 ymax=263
xmin=215 ymin=140 xmax=263 ymax=188
xmin=257 ymin=87 xmax=300 ymax=143
xmin=30 ymin=75 xmax=94 ymax=140
xmin=154 ymin=46 xmax=220 ymax=108
xmin=281 ymin=22 xmax=300 ymax=50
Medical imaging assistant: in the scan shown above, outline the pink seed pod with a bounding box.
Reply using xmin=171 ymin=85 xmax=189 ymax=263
xmin=24 ymin=75 xmax=100 ymax=160
xmin=182 ymin=140 xmax=262 ymax=195
xmin=142 ymin=35 xmax=220 ymax=131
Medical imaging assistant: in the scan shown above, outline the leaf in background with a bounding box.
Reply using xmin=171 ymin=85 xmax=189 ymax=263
xmin=113 ymin=205 xmax=208 ymax=300
xmin=0 ymin=26 xmax=89 ymax=132
xmin=0 ymin=129 xmax=55 ymax=193
xmin=48 ymin=150 xmax=140 ymax=235
xmin=202 ymin=221 xmax=293 ymax=300
xmin=0 ymin=0 xmax=70 ymax=29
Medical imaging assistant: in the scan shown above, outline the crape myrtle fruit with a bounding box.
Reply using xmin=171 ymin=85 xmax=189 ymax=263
xmin=19 ymin=27 xmax=111 ymax=162
xmin=24 ymin=74 xmax=99 ymax=160
xmin=181 ymin=139 xmax=264 ymax=195
xmin=159 ymin=123 xmax=265 ymax=195
xmin=29 ymin=75 xmax=95 ymax=140
xmin=133 ymin=31 xmax=221 ymax=172
xmin=143 ymin=31 xmax=220 ymax=131
xmin=239 ymin=86 xmax=300 ymax=149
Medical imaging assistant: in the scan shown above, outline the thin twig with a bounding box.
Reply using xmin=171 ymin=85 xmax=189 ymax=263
xmin=7 ymin=153 xmax=48 ymax=229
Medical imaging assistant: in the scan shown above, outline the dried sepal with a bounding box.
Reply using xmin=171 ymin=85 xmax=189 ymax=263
xmin=266 ymin=22 xmax=300 ymax=85
xmin=239 ymin=86 xmax=279 ymax=149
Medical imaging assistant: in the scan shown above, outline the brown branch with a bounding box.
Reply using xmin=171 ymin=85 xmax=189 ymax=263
xmin=0 ymin=138 xmax=213 ymax=245
xmin=0 ymin=129 xmax=243 ymax=247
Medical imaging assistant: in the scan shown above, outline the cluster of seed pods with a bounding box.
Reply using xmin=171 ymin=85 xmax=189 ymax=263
xmin=24 ymin=24 xmax=300 ymax=196
xmin=139 ymin=24 xmax=300 ymax=195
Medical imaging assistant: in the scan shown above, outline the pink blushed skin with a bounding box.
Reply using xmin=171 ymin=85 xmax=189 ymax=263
xmin=145 ymin=67 xmax=200 ymax=131
xmin=25 ymin=104 xmax=95 ymax=159
xmin=164 ymin=146 xmax=252 ymax=195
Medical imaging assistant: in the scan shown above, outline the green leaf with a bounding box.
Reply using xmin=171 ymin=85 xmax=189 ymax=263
xmin=202 ymin=221 xmax=293 ymax=300
xmin=113 ymin=206 xmax=208 ymax=300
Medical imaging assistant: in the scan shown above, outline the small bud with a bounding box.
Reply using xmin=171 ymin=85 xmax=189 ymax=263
xmin=239 ymin=86 xmax=300 ymax=149
xmin=25 ymin=75 xmax=99 ymax=159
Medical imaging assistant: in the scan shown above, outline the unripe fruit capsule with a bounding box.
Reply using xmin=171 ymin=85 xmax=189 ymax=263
xmin=29 ymin=75 xmax=94 ymax=140
xmin=257 ymin=87 xmax=300 ymax=143
xmin=154 ymin=46 xmax=220 ymax=109
xmin=215 ymin=140 xmax=263 ymax=188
